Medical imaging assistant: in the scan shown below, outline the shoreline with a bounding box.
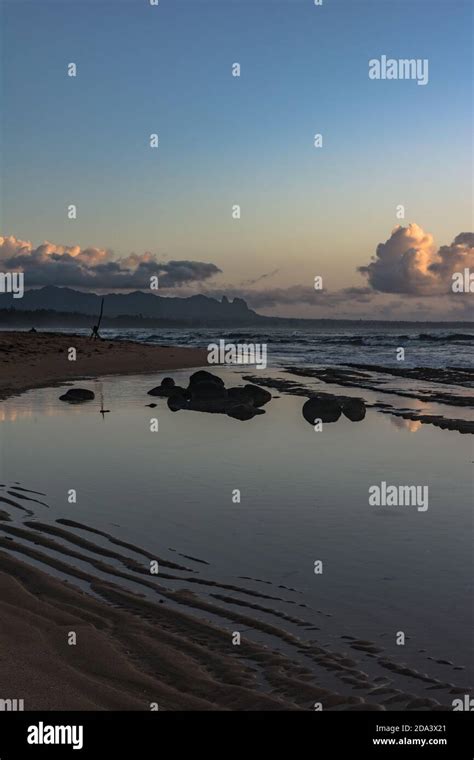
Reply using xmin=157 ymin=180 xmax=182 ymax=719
xmin=0 ymin=511 xmax=457 ymax=712
xmin=0 ymin=548 xmax=292 ymax=710
xmin=0 ymin=544 xmax=298 ymax=711
xmin=0 ymin=481 xmax=468 ymax=711
xmin=0 ymin=331 xmax=208 ymax=402
xmin=0 ymin=336 xmax=471 ymax=710
xmin=0 ymin=504 xmax=387 ymax=712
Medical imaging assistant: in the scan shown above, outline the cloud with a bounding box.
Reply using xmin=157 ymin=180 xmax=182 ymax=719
xmin=428 ymin=232 xmax=474 ymax=284
xmin=0 ymin=235 xmax=221 ymax=289
xmin=359 ymin=224 xmax=474 ymax=295
xmin=2 ymin=227 xmax=472 ymax=320
xmin=238 ymin=269 xmax=280 ymax=288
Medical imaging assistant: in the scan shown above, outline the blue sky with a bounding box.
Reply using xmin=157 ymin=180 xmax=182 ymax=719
xmin=1 ymin=0 xmax=472 ymax=318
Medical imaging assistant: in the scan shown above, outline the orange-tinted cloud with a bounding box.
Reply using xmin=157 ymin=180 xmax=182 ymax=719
xmin=359 ymin=224 xmax=474 ymax=295
xmin=0 ymin=235 xmax=221 ymax=289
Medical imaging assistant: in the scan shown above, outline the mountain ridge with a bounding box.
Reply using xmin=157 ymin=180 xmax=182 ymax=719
xmin=0 ymin=287 xmax=472 ymax=328
xmin=0 ymin=286 xmax=260 ymax=323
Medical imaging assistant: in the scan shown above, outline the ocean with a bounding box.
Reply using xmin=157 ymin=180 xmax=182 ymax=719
xmin=36 ymin=324 xmax=474 ymax=370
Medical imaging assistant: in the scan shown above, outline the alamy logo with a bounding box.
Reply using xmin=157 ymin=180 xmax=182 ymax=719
xmin=0 ymin=698 xmax=24 ymax=711
xmin=369 ymin=55 xmax=429 ymax=86
xmin=207 ymin=339 xmax=267 ymax=369
xmin=369 ymin=481 xmax=429 ymax=512
xmin=452 ymin=695 xmax=474 ymax=711
xmin=27 ymin=722 xmax=83 ymax=750
xmin=0 ymin=271 xmax=24 ymax=298
xmin=452 ymin=268 xmax=474 ymax=293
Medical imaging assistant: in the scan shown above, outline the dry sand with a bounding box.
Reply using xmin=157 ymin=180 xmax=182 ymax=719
xmin=0 ymin=331 xmax=207 ymax=401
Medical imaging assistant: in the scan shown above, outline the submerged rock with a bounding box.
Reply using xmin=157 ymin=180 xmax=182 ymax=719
xmin=302 ymin=396 xmax=341 ymax=424
xmin=190 ymin=399 xmax=229 ymax=413
xmin=187 ymin=382 xmax=228 ymax=412
xmin=148 ymin=386 xmax=169 ymax=397
xmin=167 ymin=392 xmax=189 ymax=412
xmin=341 ymin=398 xmax=366 ymax=422
xmin=226 ymin=387 xmax=247 ymax=404
xmin=228 ymin=384 xmax=272 ymax=407
xmin=148 ymin=378 xmax=181 ymax=397
xmin=163 ymin=373 xmax=269 ymax=421
xmin=188 ymin=370 xmax=224 ymax=388
xmin=227 ymin=404 xmax=264 ymax=421
xmin=59 ymin=388 xmax=95 ymax=403
xmin=190 ymin=382 xmax=227 ymax=400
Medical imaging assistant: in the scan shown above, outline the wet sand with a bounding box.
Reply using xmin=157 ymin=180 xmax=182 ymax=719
xmin=0 ymin=358 xmax=471 ymax=710
xmin=0 ymin=331 xmax=207 ymax=401
xmin=0 ymin=513 xmax=373 ymax=711
xmin=0 ymin=484 xmax=469 ymax=711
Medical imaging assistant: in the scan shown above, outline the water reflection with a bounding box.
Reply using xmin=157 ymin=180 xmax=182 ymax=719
xmin=0 ymin=380 xmax=113 ymax=423
xmin=0 ymin=371 xmax=472 ymax=684
xmin=389 ymin=416 xmax=422 ymax=433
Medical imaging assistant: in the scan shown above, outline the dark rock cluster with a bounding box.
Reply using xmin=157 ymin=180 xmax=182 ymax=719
xmin=149 ymin=370 xmax=272 ymax=421
xmin=303 ymin=395 xmax=366 ymax=424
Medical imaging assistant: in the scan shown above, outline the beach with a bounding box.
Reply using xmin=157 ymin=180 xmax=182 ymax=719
xmin=1 ymin=0 xmax=472 ymax=741
xmin=0 ymin=545 xmax=298 ymax=710
xmin=0 ymin=331 xmax=207 ymax=401
xmin=0 ymin=331 xmax=472 ymax=710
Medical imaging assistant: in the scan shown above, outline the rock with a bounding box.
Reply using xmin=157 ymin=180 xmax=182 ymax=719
xmin=302 ymin=396 xmax=341 ymax=424
xmin=188 ymin=382 xmax=228 ymax=403
xmin=228 ymin=384 xmax=271 ymax=407
xmin=190 ymin=380 xmax=226 ymax=396
xmin=341 ymin=398 xmax=366 ymax=422
xmin=187 ymin=381 xmax=228 ymax=412
xmin=147 ymin=387 xmax=163 ymax=396
xmin=227 ymin=404 xmax=263 ymax=421
xmin=148 ymin=378 xmax=180 ymax=397
xmin=242 ymin=384 xmax=272 ymax=407
xmin=227 ymin=387 xmax=250 ymax=405
xmin=167 ymin=373 xmax=269 ymax=420
xmin=188 ymin=370 xmax=224 ymax=388
xmin=150 ymin=385 xmax=187 ymax=398
xmin=190 ymin=399 xmax=228 ymax=413
xmin=59 ymin=388 xmax=95 ymax=403
xmin=167 ymin=392 xmax=189 ymax=412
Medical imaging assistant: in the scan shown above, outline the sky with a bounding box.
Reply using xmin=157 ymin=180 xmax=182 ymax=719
xmin=1 ymin=0 xmax=473 ymax=319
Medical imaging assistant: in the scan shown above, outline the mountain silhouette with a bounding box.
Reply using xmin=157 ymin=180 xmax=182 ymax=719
xmin=0 ymin=286 xmax=261 ymax=324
